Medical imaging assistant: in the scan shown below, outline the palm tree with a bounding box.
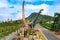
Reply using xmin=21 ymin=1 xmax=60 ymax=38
xmin=52 ymin=12 xmax=60 ymax=31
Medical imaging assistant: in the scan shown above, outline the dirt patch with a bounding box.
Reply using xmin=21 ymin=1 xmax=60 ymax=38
xmin=50 ymin=31 xmax=60 ymax=39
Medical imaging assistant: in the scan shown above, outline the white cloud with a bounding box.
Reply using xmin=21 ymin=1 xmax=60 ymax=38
xmin=54 ymin=5 xmax=60 ymax=12
xmin=0 ymin=14 xmax=11 ymax=17
xmin=25 ymin=3 xmax=60 ymax=16
xmin=0 ymin=13 xmax=12 ymax=21
xmin=0 ymin=5 xmax=22 ymax=21
xmin=15 ymin=12 xmax=22 ymax=20
xmin=25 ymin=4 xmax=49 ymax=15
xmin=0 ymin=2 xmax=9 ymax=8
xmin=0 ymin=0 xmax=22 ymax=21
xmin=0 ymin=0 xmax=9 ymax=8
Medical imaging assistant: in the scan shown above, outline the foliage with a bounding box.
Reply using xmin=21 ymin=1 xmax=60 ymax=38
xmin=12 ymin=38 xmax=16 ymax=40
xmin=41 ymin=23 xmax=52 ymax=30
xmin=29 ymin=28 xmax=33 ymax=35
xmin=51 ymin=12 xmax=60 ymax=31
xmin=0 ymin=20 xmax=22 ymax=38
xmin=39 ymin=12 xmax=60 ymax=31
xmin=39 ymin=31 xmax=45 ymax=40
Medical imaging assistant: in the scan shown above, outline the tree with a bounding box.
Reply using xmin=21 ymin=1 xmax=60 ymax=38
xmin=52 ymin=12 xmax=60 ymax=31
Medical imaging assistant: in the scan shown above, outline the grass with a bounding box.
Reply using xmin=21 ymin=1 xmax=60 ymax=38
xmin=0 ymin=20 xmax=22 ymax=39
xmin=12 ymin=38 xmax=16 ymax=40
xmin=0 ymin=24 xmax=22 ymax=39
xmin=29 ymin=28 xmax=33 ymax=35
xmin=39 ymin=30 xmax=45 ymax=40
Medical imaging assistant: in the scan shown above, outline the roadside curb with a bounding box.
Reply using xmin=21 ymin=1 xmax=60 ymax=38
xmin=39 ymin=28 xmax=48 ymax=40
xmin=33 ymin=24 xmax=48 ymax=40
xmin=38 ymin=24 xmax=48 ymax=40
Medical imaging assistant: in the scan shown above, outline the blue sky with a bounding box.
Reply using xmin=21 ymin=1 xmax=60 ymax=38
xmin=0 ymin=0 xmax=60 ymax=21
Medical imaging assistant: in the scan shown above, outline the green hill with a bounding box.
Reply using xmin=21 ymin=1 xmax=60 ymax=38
xmin=27 ymin=12 xmax=54 ymax=22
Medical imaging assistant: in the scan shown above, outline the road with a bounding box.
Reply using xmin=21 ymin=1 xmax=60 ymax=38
xmin=38 ymin=24 xmax=60 ymax=40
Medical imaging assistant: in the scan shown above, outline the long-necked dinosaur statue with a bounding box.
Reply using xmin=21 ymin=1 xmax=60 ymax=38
xmin=29 ymin=9 xmax=44 ymax=28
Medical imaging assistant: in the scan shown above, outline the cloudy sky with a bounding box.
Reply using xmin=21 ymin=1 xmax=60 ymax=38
xmin=0 ymin=0 xmax=60 ymax=21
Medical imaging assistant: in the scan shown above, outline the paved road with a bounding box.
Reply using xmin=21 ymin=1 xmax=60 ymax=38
xmin=38 ymin=24 xmax=60 ymax=40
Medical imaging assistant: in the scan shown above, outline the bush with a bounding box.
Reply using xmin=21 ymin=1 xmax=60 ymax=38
xmin=40 ymin=23 xmax=52 ymax=30
xmin=51 ymin=23 xmax=60 ymax=31
xmin=12 ymin=38 xmax=16 ymax=40
xmin=29 ymin=28 xmax=33 ymax=35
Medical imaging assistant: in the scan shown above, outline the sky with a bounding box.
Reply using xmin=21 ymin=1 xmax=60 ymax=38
xmin=0 ymin=0 xmax=60 ymax=21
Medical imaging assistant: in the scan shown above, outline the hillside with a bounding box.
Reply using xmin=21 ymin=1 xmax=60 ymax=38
xmin=27 ymin=12 xmax=54 ymax=22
